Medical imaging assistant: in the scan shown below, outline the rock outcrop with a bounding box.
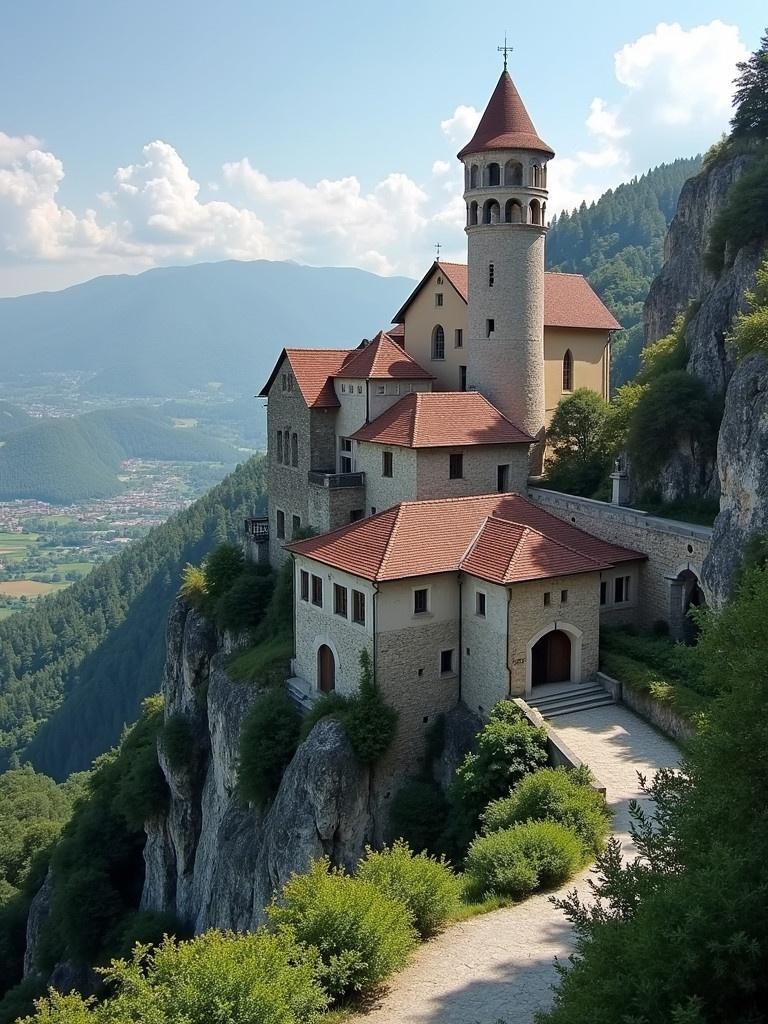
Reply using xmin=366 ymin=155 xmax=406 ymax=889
xmin=141 ymin=601 xmax=375 ymax=933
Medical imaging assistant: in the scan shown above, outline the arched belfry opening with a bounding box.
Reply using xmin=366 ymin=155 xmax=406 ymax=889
xmin=529 ymin=198 xmax=541 ymax=225
xmin=505 ymin=198 xmax=523 ymax=223
xmin=483 ymin=199 xmax=501 ymax=224
xmin=486 ymin=162 xmax=501 ymax=186
xmin=504 ymin=159 xmax=523 ymax=186
xmin=469 ymin=200 xmax=478 ymax=225
xmin=470 ymin=164 xmax=479 ymax=188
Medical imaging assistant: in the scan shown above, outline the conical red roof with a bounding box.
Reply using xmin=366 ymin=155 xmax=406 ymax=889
xmin=458 ymin=70 xmax=554 ymax=160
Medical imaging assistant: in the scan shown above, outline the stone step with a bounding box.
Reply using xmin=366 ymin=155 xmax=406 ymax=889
xmin=531 ymin=685 xmax=606 ymax=711
xmin=286 ymin=677 xmax=316 ymax=716
xmin=544 ymin=695 xmax=615 ymax=718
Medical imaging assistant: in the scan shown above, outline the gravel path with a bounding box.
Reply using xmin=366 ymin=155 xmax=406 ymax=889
xmin=349 ymin=704 xmax=680 ymax=1024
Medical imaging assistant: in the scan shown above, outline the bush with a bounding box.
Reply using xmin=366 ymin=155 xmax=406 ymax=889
xmin=388 ymin=779 xmax=448 ymax=856
xmin=214 ymin=565 xmax=275 ymax=631
xmin=238 ymin=688 xmax=301 ymax=805
xmin=343 ymin=651 xmax=397 ymax=763
xmin=544 ymin=389 xmax=611 ymax=497
xmin=103 ymin=908 xmax=188 ymax=960
xmin=112 ymin=697 xmax=168 ymax=829
xmin=357 ymin=841 xmax=459 ymax=937
xmin=267 ymin=859 xmax=416 ymax=1000
xmin=299 ymin=691 xmax=351 ymax=742
xmin=728 ymin=253 xmax=768 ymax=359
xmin=203 ymin=543 xmax=245 ymax=603
xmin=465 ymin=821 xmax=583 ymax=899
xmin=161 ymin=713 xmax=195 ymax=771
xmin=482 ymin=768 xmax=610 ymax=857
xmin=179 ymin=562 xmax=208 ymax=610
xmin=447 ymin=702 xmax=548 ymax=853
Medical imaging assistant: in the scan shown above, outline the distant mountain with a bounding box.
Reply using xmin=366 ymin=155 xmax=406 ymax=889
xmin=0 ymin=456 xmax=266 ymax=778
xmin=0 ymin=402 xmax=32 ymax=438
xmin=0 ymin=407 xmax=237 ymax=503
xmin=546 ymin=156 xmax=702 ymax=386
xmin=0 ymin=260 xmax=413 ymax=398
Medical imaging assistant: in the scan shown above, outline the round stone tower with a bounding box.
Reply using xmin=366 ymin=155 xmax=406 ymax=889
xmin=458 ymin=68 xmax=554 ymax=454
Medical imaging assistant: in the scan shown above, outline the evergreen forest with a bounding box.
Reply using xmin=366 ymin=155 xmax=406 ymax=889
xmin=546 ymin=156 xmax=701 ymax=385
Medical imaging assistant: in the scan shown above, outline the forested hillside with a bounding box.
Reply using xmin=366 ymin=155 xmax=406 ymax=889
xmin=546 ymin=156 xmax=702 ymax=385
xmin=0 ymin=407 xmax=237 ymax=503
xmin=0 ymin=404 xmax=32 ymax=438
xmin=0 ymin=456 xmax=266 ymax=778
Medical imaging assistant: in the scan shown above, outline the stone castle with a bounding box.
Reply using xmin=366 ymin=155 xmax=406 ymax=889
xmin=249 ymin=65 xmax=711 ymax=783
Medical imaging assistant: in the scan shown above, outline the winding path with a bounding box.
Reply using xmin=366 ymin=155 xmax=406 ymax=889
xmin=350 ymin=704 xmax=679 ymax=1024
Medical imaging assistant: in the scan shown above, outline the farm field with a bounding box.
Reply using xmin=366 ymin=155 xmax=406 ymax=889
xmin=0 ymin=580 xmax=68 ymax=597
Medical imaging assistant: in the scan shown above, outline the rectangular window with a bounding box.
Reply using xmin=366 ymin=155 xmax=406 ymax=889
xmin=460 ymin=365 xmax=467 ymax=391
xmin=615 ymin=575 xmax=631 ymax=604
xmin=449 ymin=453 xmax=464 ymax=479
xmin=440 ymin=649 xmax=454 ymax=675
xmin=339 ymin=437 xmax=353 ymax=474
xmin=287 ymin=374 xmax=293 ymax=392
xmin=497 ymin=464 xmax=509 ymax=492
xmin=486 ymin=318 xmax=495 ymax=338
xmin=435 ymin=292 xmax=443 ymax=307
xmin=292 ymin=514 xmax=301 ymax=537
xmin=352 ymin=589 xmax=366 ymax=625
xmin=276 ymin=509 xmax=285 ymax=539
xmin=476 ymin=591 xmax=486 ymax=617
xmin=350 ymin=509 xmax=364 ymax=522
xmin=334 ymin=583 xmax=348 ymax=618
xmin=341 ymin=383 xmax=346 ymax=393
xmin=543 ymin=592 xmax=551 ymax=606
xmin=382 ymin=451 xmax=393 ymax=477
xmin=291 ymin=433 xmax=298 ymax=467
xmin=489 ymin=262 xmax=495 ymax=287
xmin=377 ymin=384 xmax=386 ymax=394
xmin=300 ymin=570 xmax=309 ymax=602
xmin=455 ymin=328 xmax=463 ymax=348
xmin=276 ymin=431 xmax=283 ymax=463
xmin=281 ymin=373 xmax=287 ymax=391
xmin=414 ymin=588 xmax=428 ymax=615
xmin=600 ymin=580 xmax=607 ymax=606
xmin=370 ymin=507 xmax=377 ymax=515
xmin=357 ymin=384 xmax=363 ymax=393
xmin=561 ymin=589 xmax=568 ymax=604
xmin=311 ymin=575 xmax=323 ymax=607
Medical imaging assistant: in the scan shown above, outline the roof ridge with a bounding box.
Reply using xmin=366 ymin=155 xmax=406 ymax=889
xmin=504 ymin=524 xmax=532 ymax=583
xmin=411 ymin=392 xmax=423 ymax=446
xmin=494 ymin=512 xmax=607 ymax=567
xmin=459 ymin=515 xmax=494 ymax=567
xmin=378 ymin=503 xmax=407 ymax=580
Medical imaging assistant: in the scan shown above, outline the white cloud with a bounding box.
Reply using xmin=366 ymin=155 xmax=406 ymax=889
xmin=585 ymin=98 xmax=628 ymax=141
xmin=432 ymin=159 xmax=451 ymax=176
xmin=440 ymin=105 xmax=481 ymax=144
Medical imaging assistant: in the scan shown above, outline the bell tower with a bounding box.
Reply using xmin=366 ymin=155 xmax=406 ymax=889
xmin=458 ymin=61 xmax=554 ymax=455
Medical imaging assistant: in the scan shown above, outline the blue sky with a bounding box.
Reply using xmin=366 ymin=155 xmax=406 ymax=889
xmin=0 ymin=1 xmax=763 ymax=296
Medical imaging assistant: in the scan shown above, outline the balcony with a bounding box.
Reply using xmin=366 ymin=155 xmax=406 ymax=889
xmin=308 ymin=471 xmax=366 ymax=489
xmin=244 ymin=516 xmax=269 ymax=540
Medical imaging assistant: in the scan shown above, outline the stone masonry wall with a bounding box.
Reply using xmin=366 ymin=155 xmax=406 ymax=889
xmin=461 ymin=576 xmax=509 ymax=716
xmin=416 ymin=444 xmax=529 ymax=500
xmin=355 ymin=443 xmax=418 ymax=513
xmin=528 ymin=488 xmax=712 ymax=632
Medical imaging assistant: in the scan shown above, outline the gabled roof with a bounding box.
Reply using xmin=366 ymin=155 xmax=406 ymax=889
xmin=287 ymin=492 xmax=644 ymax=583
xmin=392 ymin=262 xmax=621 ymax=332
xmin=457 ymin=70 xmax=554 ymax=160
xmin=350 ymin=392 xmax=533 ymax=448
xmin=339 ymin=331 xmax=433 ymax=380
xmin=259 ymin=334 xmax=433 ymax=409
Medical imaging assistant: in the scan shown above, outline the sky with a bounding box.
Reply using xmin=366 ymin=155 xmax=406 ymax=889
xmin=0 ymin=1 xmax=764 ymax=297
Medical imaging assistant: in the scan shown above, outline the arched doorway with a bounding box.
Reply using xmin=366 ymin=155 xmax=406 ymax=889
xmin=317 ymin=644 xmax=336 ymax=692
xmin=531 ymin=629 xmax=572 ymax=686
xmin=669 ymin=568 xmax=707 ymax=642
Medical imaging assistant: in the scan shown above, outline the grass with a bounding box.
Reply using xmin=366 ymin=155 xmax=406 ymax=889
xmin=0 ymin=579 xmax=68 ymax=597
xmin=632 ymin=498 xmax=719 ymax=527
xmin=226 ymin=635 xmax=294 ymax=683
xmin=0 ymin=607 xmax=17 ymax=620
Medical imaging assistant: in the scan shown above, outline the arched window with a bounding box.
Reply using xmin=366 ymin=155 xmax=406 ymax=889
xmin=562 ymin=349 xmax=573 ymax=392
xmin=542 ymin=163 xmax=548 ymax=187
xmin=291 ymin=432 xmax=298 ymax=467
xmin=542 ymin=201 xmax=547 ymax=225
xmin=468 ymin=201 xmax=478 ymax=226
xmin=431 ymin=324 xmax=445 ymax=360
xmin=530 ymin=162 xmax=541 ymax=187
xmin=504 ymin=160 xmax=523 ymax=186
xmin=505 ymin=198 xmax=523 ymax=223
xmin=470 ymin=164 xmax=479 ymax=188
xmin=483 ymin=199 xmax=500 ymax=224
xmin=486 ymin=162 xmax=500 ymax=186
xmin=529 ymin=198 xmax=541 ymax=225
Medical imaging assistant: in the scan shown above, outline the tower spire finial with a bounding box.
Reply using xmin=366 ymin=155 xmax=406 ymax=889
xmin=435 ymin=242 xmax=441 ymax=261
xmin=497 ymin=34 xmax=512 ymax=72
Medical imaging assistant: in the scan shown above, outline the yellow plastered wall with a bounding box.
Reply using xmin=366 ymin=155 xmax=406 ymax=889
xmin=543 ymin=327 xmax=610 ymax=425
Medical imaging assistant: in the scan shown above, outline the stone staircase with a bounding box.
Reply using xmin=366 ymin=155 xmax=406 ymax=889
xmin=286 ymin=676 xmax=318 ymax=715
xmin=529 ymin=681 xmax=614 ymax=719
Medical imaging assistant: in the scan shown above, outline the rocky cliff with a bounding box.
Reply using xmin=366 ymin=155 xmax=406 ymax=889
xmin=140 ymin=600 xmax=376 ymax=933
xmin=642 ymin=151 xmax=767 ymax=599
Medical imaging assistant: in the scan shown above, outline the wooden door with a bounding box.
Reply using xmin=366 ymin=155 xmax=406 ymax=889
xmin=548 ymin=630 xmax=571 ymax=683
xmin=317 ymin=645 xmax=335 ymax=693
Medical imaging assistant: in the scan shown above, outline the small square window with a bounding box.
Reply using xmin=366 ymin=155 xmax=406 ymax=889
xmin=486 ymin=318 xmax=495 ymax=338
xmin=543 ymin=592 xmax=551 ymax=606
xmin=311 ymin=575 xmax=323 ymax=607
xmin=449 ymin=453 xmax=463 ymax=479
xmin=334 ymin=583 xmax=348 ymax=618
xmin=600 ymin=580 xmax=607 ymax=606
xmin=561 ymin=589 xmax=568 ymax=604
xmin=440 ymin=649 xmax=454 ymax=675
xmin=292 ymin=514 xmax=301 ymax=537
xmin=414 ymin=588 xmax=428 ymax=615
xmin=417 ymin=668 xmax=424 ymax=678
xmin=454 ymin=328 xmax=463 ymax=348
xmin=276 ymin=509 xmax=285 ymax=539
xmin=352 ymin=589 xmax=366 ymax=625
xmin=377 ymin=384 xmax=386 ymax=395
xmin=370 ymin=507 xmax=377 ymax=516
xmin=350 ymin=509 xmax=364 ymax=522
xmin=300 ymin=570 xmax=309 ymax=602
xmin=382 ymin=451 xmax=393 ymax=477
xmin=435 ymin=293 xmax=443 ymax=307
xmin=476 ymin=591 xmax=486 ymax=617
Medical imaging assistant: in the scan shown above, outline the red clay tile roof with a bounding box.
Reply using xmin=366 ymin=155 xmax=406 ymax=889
xmin=457 ymin=71 xmax=554 ymax=160
xmin=340 ymin=331 xmax=433 ymax=380
xmin=392 ymin=262 xmax=621 ymax=331
xmin=286 ymin=493 xmax=644 ymax=583
xmin=350 ymin=392 xmax=533 ymax=447
xmin=387 ymin=322 xmax=405 ymax=344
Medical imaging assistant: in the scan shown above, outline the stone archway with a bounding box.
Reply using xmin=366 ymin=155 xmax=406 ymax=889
xmin=526 ymin=622 xmax=583 ymax=695
xmin=669 ymin=567 xmax=706 ymax=642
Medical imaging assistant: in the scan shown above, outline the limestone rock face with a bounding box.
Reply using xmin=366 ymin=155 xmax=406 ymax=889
xmin=141 ymin=600 xmax=375 ymax=934
xmin=702 ymin=354 xmax=768 ymax=608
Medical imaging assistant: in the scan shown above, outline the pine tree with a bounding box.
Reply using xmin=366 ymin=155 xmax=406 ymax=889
xmin=731 ymin=29 xmax=768 ymax=140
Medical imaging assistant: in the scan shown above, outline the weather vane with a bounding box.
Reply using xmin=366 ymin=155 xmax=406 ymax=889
xmin=435 ymin=242 xmax=442 ymax=261
xmin=498 ymin=35 xmax=513 ymax=71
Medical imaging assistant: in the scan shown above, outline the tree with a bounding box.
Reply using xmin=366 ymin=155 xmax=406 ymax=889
xmin=731 ymin=29 xmax=768 ymax=140
xmin=729 ymin=254 xmax=768 ymax=358
xmin=544 ymin=389 xmax=610 ymax=497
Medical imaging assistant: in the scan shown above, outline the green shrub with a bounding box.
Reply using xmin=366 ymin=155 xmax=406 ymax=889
xmin=482 ymin=768 xmax=610 ymax=857
xmin=112 ymin=697 xmax=167 ymax=829
xmin=465 ymin=821 xmax=583 ymax=899
xmin=343 ymin=651 xmax=397 ymax=763
xmin=214 ymin=565 xmax=275 ymax=631
xmin=357 ymin=840 xmax=459 ymax=937
xmin=705 ymin=149 xmax=768 ymax=274
xmin=267 ymin=859 xmax=416 ymax=1000
xmin=203 ymin=543 xmax=245 ymax=603
xmin=0 ymin=979 xmax=48 ymax=1024
xmin=299 ymin=691 xmax=351 ymax=741
xmin=388 ymin=779 xmax=448 ymax=856
xmin=179 ymin=562 xmax=208 ymax=609
xmin=238 ymin=689 xmax=301 ymax=805
xmin=447 ymin=702 xmax=548 ymax=853
xmin=729 ymin=254 xmax=768 ymax=360
xmin=161 ymin=713 xmax=195 ymax=771
xmin=103 ymin=908 xmax=188 ymax=960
